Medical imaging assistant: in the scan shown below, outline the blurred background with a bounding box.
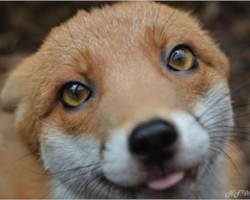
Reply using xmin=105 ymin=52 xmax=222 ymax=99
xmin=0 ymin=1 xmax=249 ymax=196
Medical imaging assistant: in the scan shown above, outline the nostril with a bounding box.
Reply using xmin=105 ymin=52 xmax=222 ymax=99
xmin=162 ymin=129 xmax=178 ymax=147
xmin=129 ymin=119 xmax=178 ymax=163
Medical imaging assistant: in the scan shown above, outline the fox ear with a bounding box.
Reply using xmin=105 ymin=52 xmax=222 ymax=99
xmin=1 ymin=69 xmax=25 ymax=112
xmin=1 ymin=58 xmax=31 ymax=112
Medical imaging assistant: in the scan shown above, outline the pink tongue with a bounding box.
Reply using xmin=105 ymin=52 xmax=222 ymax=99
xmin=147 ymin=171 xmax=185 ymax=190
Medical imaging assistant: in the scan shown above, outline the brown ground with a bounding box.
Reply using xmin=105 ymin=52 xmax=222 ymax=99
xmin=0 ymin=1 xmax=250 ymax=197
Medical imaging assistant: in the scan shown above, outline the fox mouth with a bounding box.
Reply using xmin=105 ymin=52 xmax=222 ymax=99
xmin=99 ymin=166 xmax=198 ymax=198
xmin=41 ymin=108 xmax=212 ymax=199
xmin=146 ymin=170 xmax=186 ymax=190
xmin=145 ymin=166 xmax=199 ymax=192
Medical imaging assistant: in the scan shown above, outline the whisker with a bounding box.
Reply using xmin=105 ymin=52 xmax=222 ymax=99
xmin=24 ymin=161 xmax=101 ymax=178
xmin=88 ymin=174 xmax=104 ymax=199
xmin=202 ymin=160 xmax=218 ymax=182
xmin=211 ymin=137 xmax=248 ymax=159
xmin=41 ymin=165 xmax=100 ymax=199
xmin=211 ymin=135 xmax=250 ymax=143
xmin=197 ymin=80 xmax=250 ymax=124
xmin=5 ymin=152 xmax=37 ymax=171
xmin=94 ymin=177 xmax=110 ymax=199
xmin=210 ymin=145 xmax=240 ymax=176
xmin=201 ymin=103 xmax=250 ymax=127
xmin=206 ymin=112 xmax=250 ymax=130
xmin=224 ymin=139 xmax=249 ymax=160
xmin=209 ymin=125 xmax=250 ymax=130
xmin=84 ymin=172 xmax=103 ymax=199
xmin=210 ymin=129 xmax=250 ymax=137
xmin=63 ymin=181 xmax=74 ymax=199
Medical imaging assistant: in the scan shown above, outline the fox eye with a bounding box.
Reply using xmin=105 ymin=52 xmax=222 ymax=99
xmin=167 ymin=46 xmax=196 ymax=71
xmin=60 ymin=82 xmax=91 ymax=108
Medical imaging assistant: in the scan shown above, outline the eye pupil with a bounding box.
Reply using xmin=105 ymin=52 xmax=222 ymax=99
xmin=70 ymin=84 xmax=84 ymax=97
xmin=171 ymin=50 xmax=185 ymax=64
xmin=70 ymin=84 xmax=79 ymax=96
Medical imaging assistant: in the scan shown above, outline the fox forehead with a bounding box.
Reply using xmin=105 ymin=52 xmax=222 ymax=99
xmin=40 ymin=1 xmax=228 ymax=75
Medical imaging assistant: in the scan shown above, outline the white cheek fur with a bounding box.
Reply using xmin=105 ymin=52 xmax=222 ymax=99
xmin=40 ymin=130 xmax=101 ymax=199
xmin=41 ymin=131 xmax=100 ymax=172
xmin=102 ymin=132 xmax=147 ymax=186
xmin=169 ymin=112 xmax=210 ymax=167
xmin=193 ymin=82 xmax=234 ymax=129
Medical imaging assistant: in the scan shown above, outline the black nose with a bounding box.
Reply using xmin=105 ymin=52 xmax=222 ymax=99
xmin=129 ymin=119 xmax=178 ymax=164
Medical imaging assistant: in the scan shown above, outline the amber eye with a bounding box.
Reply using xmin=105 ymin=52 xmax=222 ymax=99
xmin=61 ymin=82 xmax=91 ymax=108
xmin=167 ymin=47 xmax=196 ymax=71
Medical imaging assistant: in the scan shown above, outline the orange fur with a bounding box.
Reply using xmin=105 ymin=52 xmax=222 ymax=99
xmin=0 ymin=2 xmax=247 ymax=198
xmin=0 ymin=77 xmax=51 ymax=198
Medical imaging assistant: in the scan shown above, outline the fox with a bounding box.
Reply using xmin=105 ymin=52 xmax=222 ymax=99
xmin=0 ymin=1 xmax=248 ymax=199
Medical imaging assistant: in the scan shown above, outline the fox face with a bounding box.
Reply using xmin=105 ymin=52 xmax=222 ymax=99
xmin=1 ymin=2 xmax=234 ymax=199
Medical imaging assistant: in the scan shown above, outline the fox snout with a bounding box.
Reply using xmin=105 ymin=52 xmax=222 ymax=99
xmin=129 ymin=119 xmax=178 ymax=164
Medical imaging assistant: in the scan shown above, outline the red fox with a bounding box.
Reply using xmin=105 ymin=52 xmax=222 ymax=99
xmin=0 ymin=1 xmax=248 ymax=199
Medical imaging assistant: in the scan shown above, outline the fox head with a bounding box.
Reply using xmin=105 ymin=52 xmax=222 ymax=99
xmin=1 ymin=2 xmax=233 ymax=198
